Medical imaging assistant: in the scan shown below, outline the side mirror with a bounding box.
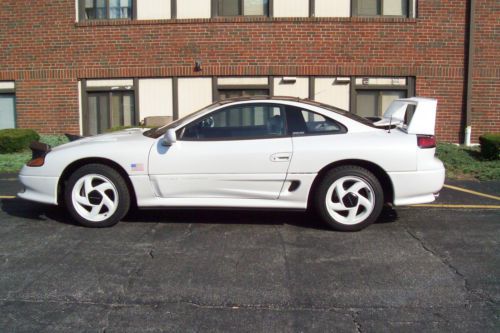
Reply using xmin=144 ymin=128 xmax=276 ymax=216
xmin=162 ymin=128 xmax=177 ymax=146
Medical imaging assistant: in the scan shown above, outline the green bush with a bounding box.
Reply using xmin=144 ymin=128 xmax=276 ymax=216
xmin=0 ymin=129 xmax=40 ymax=154
xmin=479 ymin=133 xmax=500 ymax=160
xmin=39 ymin=135 xmax=69 ymax=147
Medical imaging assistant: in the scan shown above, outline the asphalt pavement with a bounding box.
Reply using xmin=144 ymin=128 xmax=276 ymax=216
xmin=0 ymin=174 xmax=498 ymax=332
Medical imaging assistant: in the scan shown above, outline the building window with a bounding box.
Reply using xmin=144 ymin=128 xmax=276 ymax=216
xmin=219 ymin=88 xmax=270 ymax=100
xmin=83 ymin=80 xmax=137 ymax=136
xmin=0 ymin=82 xmax=16 ymax=130
xmin=214 ymin=0 xmax=269 ymax=17
xmin=215 ymin=77 xmax=271 ymax=101
xmin=352 ymin=77 xmax=414 ymax=119
xmin=352 ymin=0 xmax=410 ymax=17
xmin=80 ymin=0 xmax=133 ymax=20
xmin=0 ymin=93 xmax=16 ymax=130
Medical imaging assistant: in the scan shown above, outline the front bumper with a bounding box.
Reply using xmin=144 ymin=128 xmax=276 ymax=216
xmin=18 ymin=174 xmax=59 ymax=205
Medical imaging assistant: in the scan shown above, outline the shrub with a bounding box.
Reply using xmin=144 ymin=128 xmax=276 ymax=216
xmin=39 ymin=135 xmax=69 ymax=147
xmin=479 ymin=133 xmax=500 ymax=160
xmin=0 ymin=129 xmax=40 ymax=154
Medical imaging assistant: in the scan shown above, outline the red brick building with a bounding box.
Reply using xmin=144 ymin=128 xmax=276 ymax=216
xmin=0 ymin=0 xmax=498 ymax=142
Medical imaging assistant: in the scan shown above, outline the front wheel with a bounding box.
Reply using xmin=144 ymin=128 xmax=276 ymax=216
xmin=315 ymin=166 xmax=384 ymax=231
xmin=64 ymin=164 xmax=130 ymax=228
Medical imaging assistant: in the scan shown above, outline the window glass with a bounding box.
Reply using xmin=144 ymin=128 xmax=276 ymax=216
xmin=86 ymin=91 xmax=135 ymax=136
xmin=181 ymin=104 xmax=285 ymax=140
xmin=0 ymin=94 xmax=16 ymax=129
xmin=219 ymin=89 xmax=269 ymax=100
xmin=383 ymin=0 xmax=408 ymax=16
xmin=287 ymin=107 xmax=345 ymax=136
xmin=244 ymin=0 xmax=268 ymax=16
xmin=83 ymin=0 xmax=132 ymax=20
xmin=218 ymin=0 xmax=240 ymax=16
xmin=356 ymin=0 xmax=409 ymax=16
xmin=356 ymin=90 xmax=406 ymax=118
xmin=96 ymin=0 xmax=107 ymax=18
xmin=358 ymin=0 xmax=381 ymax=16
xmin=217 ymin=0 xmax=269 ymax=16
xmin=110 ymin=0 xmax=132 ymax=19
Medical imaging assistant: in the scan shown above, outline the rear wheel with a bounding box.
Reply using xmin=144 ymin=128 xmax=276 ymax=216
xmin=315 ymin=166 xmax=384 ymax=231
xmin=64 ymin=164 xmax=130 ymax=228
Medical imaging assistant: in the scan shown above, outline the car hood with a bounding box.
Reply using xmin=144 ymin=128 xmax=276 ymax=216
xmin=52 ymin=128 xmax=150 ymax=151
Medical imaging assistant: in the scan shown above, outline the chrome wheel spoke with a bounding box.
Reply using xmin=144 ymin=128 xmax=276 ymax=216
xmin=84 ymin=177 xmax=94 ymax=194
xmin=334 ymin=181 xmax=347 ymax=199
xmin=75 ymin=193 xmax=91 ymax=206
xmin=358 ymin=195 xmax=372 ymax=210
xmin=95 ymin=182 xmax=113 ymax=194
xmin=101 ymin=194 xmax=116 ymax=211
xmin=346 ymin=207 xmax=358 ymax=224
xmin=347 ymin=181 xmax=367 ymax=195
xmin=89 ymin=204 xmax=103 ymax=218
xmin=328 ymin=201 xmax=345 ymax=211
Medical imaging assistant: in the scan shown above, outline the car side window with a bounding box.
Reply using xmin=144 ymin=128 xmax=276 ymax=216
xmin=180 ymin=104 xmax=286 ymax=140
xmin=286 ymin=107 xmax=347 ymax=136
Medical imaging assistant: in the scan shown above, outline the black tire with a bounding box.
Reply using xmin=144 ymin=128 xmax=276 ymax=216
xmin=315 ymin=166 xmax=384 ymax=231
xmin=64 ymin=164 xmax=130 ymax=228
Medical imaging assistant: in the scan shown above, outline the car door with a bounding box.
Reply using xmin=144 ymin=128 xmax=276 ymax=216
xmin=148 ymin=103 xmax=292 ymax=200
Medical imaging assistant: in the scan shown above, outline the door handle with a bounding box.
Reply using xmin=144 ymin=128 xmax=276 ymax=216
xmin=270 ymin=153 xmax=292 ymax=162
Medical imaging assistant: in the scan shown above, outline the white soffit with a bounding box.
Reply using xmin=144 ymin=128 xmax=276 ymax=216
xmin=86 ymin=79 xmax=134 ymax=88
xmin=355 ymin=78 xmax=407 ymax=86
xmin=218 ymin=77 xmax=269 ymax=86
xmin=0 ymin=81 xmax=15 ymax=90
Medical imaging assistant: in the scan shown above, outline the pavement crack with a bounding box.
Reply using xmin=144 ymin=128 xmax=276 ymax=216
xmin=100 ymin=307 xmax=112 ymax=333
xmin=148 ymin=249 xmax=154 ymax=259
xmin=351 ymin=310 xmax=364 ymax=333
xmin=404 ymin=227 xmax=496 ymax=306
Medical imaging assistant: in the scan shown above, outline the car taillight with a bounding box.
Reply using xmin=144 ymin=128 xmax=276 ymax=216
xmin=27 ymin=156 xmax=45 ymax=167
xmin=417 ymin=135 xmax=436 ymax=149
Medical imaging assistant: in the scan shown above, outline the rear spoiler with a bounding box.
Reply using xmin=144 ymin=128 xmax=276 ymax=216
xmin=374 ymin=98 xmax=438 ymax=135
xmin=29 ymin=141 xmax=51 ymax=159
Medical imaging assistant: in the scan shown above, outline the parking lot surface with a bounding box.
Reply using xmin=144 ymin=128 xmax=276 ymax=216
xmin=0 ymin=176 xmax=499 ymax=332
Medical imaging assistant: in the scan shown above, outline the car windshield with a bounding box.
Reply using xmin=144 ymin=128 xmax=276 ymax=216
xmin=143 ymin=103 xmax=220 ymax=138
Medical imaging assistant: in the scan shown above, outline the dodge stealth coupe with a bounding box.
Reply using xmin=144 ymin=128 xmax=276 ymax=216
xmin=18 ymin=97 xmax=445 ymax=231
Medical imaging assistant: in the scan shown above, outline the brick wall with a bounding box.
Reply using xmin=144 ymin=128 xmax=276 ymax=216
xmin=0 ymin=0 xmax=498 ymax=141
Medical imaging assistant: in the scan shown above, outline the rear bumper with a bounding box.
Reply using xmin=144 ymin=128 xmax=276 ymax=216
xmin=389 ymin=167 xmax=445 ymax=206
xmin=18 ymin=174 xmax=59 ymax=205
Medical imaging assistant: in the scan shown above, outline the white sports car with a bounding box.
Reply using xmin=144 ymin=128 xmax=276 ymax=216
xmin=18 ymin=97 xmax=445 ymax=231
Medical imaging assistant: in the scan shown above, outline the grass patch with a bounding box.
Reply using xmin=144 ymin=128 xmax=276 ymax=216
xmin=436 ymin=143 xmax=500 ymax=181
xmin=0 ymin=135 xmax=69 ymax=173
